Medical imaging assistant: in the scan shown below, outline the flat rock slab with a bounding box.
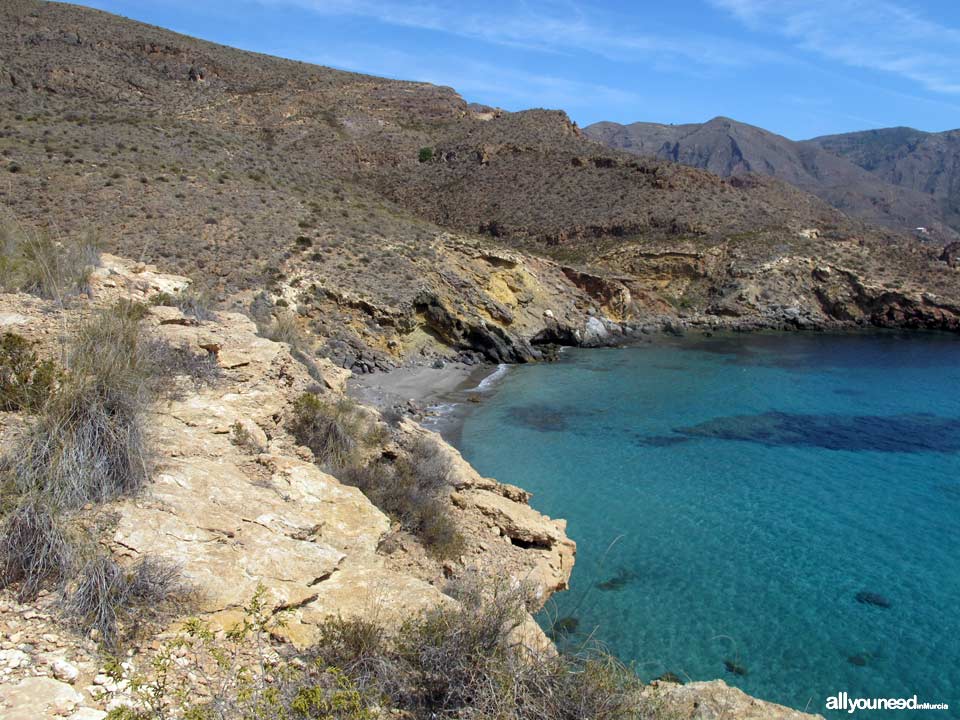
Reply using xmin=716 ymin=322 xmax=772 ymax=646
xmin=0 ymin=676 xmax=83 ymax=720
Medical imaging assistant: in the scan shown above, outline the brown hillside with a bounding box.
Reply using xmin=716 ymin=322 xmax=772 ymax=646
xmin=2 ymin=0 xmax=959 ymax=367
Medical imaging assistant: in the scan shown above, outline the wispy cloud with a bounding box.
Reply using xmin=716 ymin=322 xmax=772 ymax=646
xmin=256 ymin=0 xmax=785 ymax=70
xmin=711 ymin=0 xmax=960 ymax=94
xmin=309 ymin=44 xmax=644 ymax=111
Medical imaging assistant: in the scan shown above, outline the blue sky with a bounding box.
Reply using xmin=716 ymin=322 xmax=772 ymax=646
xmin=74 ymin=0 xmax=960 ymax=139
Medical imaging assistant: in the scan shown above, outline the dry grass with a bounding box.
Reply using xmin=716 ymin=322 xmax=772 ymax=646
xmin=289 ymin=393 xmax=367 ymax=469
xmin=337 ymin=437 xmax=464 ymax=559
xmin=305 ymin=574 xmax=644 ymax=719
xmin=63 ymin=555 xmax=187 ymax=648
xmin=0 ymin=221 xmax=99 ymax=301
xmin=0 ymin=498 xmax=75 ymax=602
xmin=107 ymin=580 xmax=648 ymax=719
xmin=0 ymin=332 xmax=59 ymax=412
xmin=0 ymin=301 xmax=190 ymax=644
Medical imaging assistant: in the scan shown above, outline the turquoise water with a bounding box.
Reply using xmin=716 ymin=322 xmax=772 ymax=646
xmin=455 ymin=333 xmax=960 ymax=718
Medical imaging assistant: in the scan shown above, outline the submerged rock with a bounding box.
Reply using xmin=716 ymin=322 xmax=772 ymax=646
xmin=724 ymin=659 xmax=749 ymax=676
xmin=596 ymin=567 xmax=637 ymax=592
xmin=847 ymin=654 xmax=868 ymax=667
xmin=548 ymin=616 xmax=579 ymax=638
xmin=655 ymin=671 xmax=684 ymax=684
xmin=855 ymin=591 xmax=892 ymax=609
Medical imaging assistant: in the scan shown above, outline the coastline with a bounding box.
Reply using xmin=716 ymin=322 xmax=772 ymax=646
xmin=347 ymin=361 xmax=513 ymax=443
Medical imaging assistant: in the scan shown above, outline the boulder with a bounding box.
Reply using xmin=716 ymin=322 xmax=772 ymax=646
xmin=940 ymin=241 xmax=960 ymax=268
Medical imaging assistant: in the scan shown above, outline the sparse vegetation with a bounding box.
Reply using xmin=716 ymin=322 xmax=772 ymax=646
xmin=12 ymin=301 xmax=155 ymax=508
xmin=289 ymin=393 xmax=368 ymax=468
xmin=151 ymin=287 xmax=217 ymax=321
xmin=0 ymin=332 xmax=59 ymax=412
xmin=418 ymin=146 xmax=434 ymax=163
xmin=63 ymin=555 xmax=187 ymax=648
xmin=104 ymin=579 xmax=646 ymax=720
xmin=0 ymin=498 xmax=75 ymax=602
xmin=0 ymin=301 xmax=191 ymax=646
xmin=289 ymin=393 xmax=464 ymax=558
xmin=0 ymin=222 xmax=98 ymax=300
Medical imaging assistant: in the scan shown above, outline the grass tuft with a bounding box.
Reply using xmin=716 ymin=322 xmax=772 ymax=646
xmin=0 ymin=332 xmax=59 ymax=412
xmin=62 ymin=555 xmax=186 ymax=648
xmin=0 ymin=498 xmax=75 ymax=602
xmin=289 ymin=393 xmax=366 ymax=468
xmin=0 ymin=222 xmax=99 ymax=300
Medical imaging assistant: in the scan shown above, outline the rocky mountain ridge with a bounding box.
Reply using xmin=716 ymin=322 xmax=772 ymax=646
xmin=1 ymin=0 xmax=957 ymax=378
xmin=585 ymin=116 xmax=960 ymax=243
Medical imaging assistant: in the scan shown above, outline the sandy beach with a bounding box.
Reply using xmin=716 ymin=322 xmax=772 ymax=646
xmin=347 ymin=362 xmax=496 ymax=410
xmin=348 ymin=362 xmax=510 ymax=441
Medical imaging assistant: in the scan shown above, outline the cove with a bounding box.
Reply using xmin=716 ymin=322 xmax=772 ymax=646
xmin=454 ymin=332 xmax=960 ymax=719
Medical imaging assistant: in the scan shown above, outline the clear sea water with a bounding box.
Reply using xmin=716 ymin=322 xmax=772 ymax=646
xmin=454 ymin=332 xmax=960 ymax=718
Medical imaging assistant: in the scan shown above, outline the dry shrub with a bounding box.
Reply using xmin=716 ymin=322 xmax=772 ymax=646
xmin=337 ymin=438 xmax=464 ymax=559
xmin=145 ymin=338 xmax=221 ymax=392
xmin=0 ymin=301 xmax=188 ymax=643
xmin=151 ymin=287 xmax=217 ymax=321
xmin=289 ymin=393 xmax=366 ymax=468
xmin=0 ymin=332 xmax=59 ymax=412
xmin=0 ymin=498 xmax=75 ymax=602
xmin=104 ymin=580 xmax=646 ymax=720
xmin=9 ymin=301 xmax=220 ymax=509
xmin=262 ymin=310 xmax=303 ymax=348
xmin=0 ymin=222 xmax=98 ymax=300
xmin=306 ymin=575 xmax=643 ymax=720
xmin=63 ymin=555 xmax=186 ymax=648
xmin=12 ymin=337 xmax=152 ymax=508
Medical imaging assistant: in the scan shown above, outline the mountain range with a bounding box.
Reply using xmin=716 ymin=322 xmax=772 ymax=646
xmin=1 ymin=0 xmax=958 ymax=375
xmin=585 ymin=118 xmax=960 ymax=243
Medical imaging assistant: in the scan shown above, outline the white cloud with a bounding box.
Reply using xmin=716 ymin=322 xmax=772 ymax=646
xmin=711 ymin=0 xmax=960 ymax=94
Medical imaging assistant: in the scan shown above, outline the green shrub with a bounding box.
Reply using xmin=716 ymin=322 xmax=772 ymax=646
xmin=0 ymin=222 xmax=98 ymax=300
xmin=337 ymin=438 xmax=464 ymax=559
xmin=0 ymin=332 xmax=59 ymax=412
xmin=289 ymin=394 xmax=366 ymax=468
xmin=418 ymin=147 xmax=434 ymax=163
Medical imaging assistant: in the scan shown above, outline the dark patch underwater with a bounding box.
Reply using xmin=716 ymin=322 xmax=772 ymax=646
xmin=672 ymin=411 xmax=960 ymax=453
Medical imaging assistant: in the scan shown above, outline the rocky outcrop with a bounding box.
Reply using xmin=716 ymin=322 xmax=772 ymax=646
xmin=0 ymin=255 xmax=579 ymax=715
xmin=647 ymin=679 xmax=823 ymax=719
xmin=941 ymin=241 xmax=960 ymax=268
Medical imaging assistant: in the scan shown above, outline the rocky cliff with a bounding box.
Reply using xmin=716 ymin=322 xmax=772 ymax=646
xmin=0 ymin=255 xmax=575 ymax=717
xmin=0 ymin=256 xmax=820 ymax=719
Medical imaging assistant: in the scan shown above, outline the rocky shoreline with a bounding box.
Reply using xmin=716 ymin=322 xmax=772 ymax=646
xmin=0 ymin=255 xmax=825 ymax=718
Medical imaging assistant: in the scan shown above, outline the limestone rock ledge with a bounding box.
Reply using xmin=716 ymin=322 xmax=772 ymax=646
xmin=647 ymin=679 xmax=824 ymax=719
xmin=0 ymin=255 xmax=816 ymax=719
xmin=0 ymin=255 xmax=575 ymax=656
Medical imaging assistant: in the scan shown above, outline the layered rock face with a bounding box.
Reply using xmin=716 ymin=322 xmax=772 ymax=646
xmin=0 ymin=256 xmax=576 ymax=716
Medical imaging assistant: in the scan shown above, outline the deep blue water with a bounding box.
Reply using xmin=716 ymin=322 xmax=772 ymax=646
xmin=456 ymin=333 xmax=960 ymax=718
